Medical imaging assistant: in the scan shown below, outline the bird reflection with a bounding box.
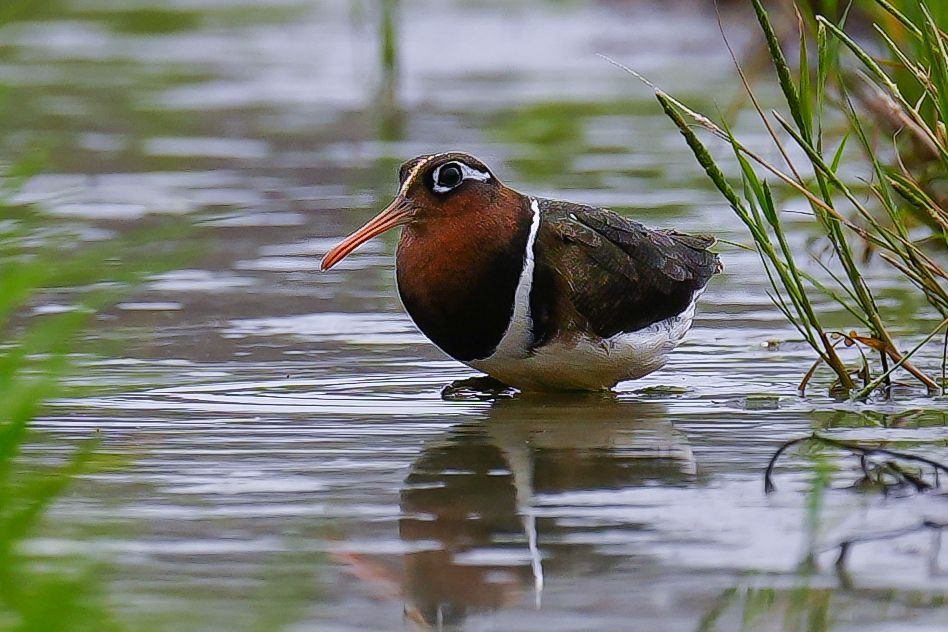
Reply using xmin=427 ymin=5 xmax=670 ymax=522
xmin=338 ymin=396 xmax=696 ymax=630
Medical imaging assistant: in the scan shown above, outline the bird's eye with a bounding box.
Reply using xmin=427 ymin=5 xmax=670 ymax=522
xmin=428 ymin=159 xmax=490 ymax=193
xmin=435 ymin=163 xmax=463 ymax=191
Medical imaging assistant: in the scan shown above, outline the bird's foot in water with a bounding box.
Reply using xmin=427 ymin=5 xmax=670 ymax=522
xmin=441 ymin=375 xmax=518 ymax=402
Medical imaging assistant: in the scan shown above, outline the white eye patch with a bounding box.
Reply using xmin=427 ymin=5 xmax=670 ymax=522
xmin=431 ymin=161 xmax=491 ymax=193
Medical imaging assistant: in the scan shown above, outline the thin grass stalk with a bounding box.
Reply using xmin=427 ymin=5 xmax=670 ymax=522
xmin=853 ymin=316 xmax=948 ymax=399
xmin=656 ymin=92 xmax=853 ymax=387
xmin=918 ymin=1 xmax=948 ymax=126
xmin=603 ymin=55 xmax=868 ymax=230
xmin=718 ymin=112 xmax=822 ymax=346
xmin=754 ymin=2 xmax=910 ymax=394
xmin=750 ymin=0 xmax=809 ymax=135
xmin=874 ymin=0 xmax=924 ymax=39
xmin=816 ymin=21 xmax=831 ymax=143
xmin=800 ymin=267 xmax=872 ymax=327
xmin=771 ymin=109 xmax=945 ymax=279
xmin=879 ymin=252 xmax=948 ymax=314
xmin=817 ymin=14 xmax=948 ymax=166
xmin=875 ymin=26 xmax=933 ymax=94
xmin=752 ymin=3 xmax=891 ymax=379
xmin=773 ymin=110 xmax=948 ymax=311
xmin=716 ymin=5 xmax=805 ymax=182
xmin=723 ymin=6 xmax=876 ymax=362
xmin=837 ymin=90 xmax=948 ymax=302
xmin=652 ymin=73 xmax=937 ymax=279
xmin=886 ymin=173 xmax=948 ymax=235
xmin=942 ymin=329 xmax=947 ymax=395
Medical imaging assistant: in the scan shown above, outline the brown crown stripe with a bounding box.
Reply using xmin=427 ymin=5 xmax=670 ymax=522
xmin=398 ymin=152 xmax=457 ymax=193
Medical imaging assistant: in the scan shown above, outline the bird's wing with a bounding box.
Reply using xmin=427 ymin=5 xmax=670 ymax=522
xmin=531 ymin=199 xmax=721 ymax=345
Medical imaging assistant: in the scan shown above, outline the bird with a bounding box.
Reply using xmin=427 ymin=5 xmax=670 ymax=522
xmin=321 ymin=152 xmax=721 ymax=391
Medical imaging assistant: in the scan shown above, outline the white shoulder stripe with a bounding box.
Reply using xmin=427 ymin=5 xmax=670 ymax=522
xmin=478 ymin=197 xmax=541 ymax=360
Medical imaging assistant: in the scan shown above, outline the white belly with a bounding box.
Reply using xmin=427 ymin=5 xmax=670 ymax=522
xmin=468 ymin=300 xmax=697 ymax=391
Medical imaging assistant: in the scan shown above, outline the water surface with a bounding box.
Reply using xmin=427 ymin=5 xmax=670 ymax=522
xmin=5 ymin=1 xmax=946 ymax=630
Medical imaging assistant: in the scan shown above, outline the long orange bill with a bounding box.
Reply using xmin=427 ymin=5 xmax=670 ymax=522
xmin=320 ymin=199 xmax=413 ymax=271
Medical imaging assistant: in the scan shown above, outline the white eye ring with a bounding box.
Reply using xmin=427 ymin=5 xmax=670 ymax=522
xmin=431 ymin=161 xmax=491 ymax=193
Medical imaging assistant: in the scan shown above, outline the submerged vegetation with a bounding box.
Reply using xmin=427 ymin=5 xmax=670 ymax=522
xmin=651 ymin=0 xmax=948 ymax=399
xmin=765 ymin=433 xmax=948 ymax=494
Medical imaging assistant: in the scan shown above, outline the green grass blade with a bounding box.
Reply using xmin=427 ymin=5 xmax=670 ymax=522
xmin=830 ymin=132 xmax=850 ymax=173
xmin=873 ymin=0 xmax=923 ymax=38
xmin=751 ymin=0 xmax=808 ymax=136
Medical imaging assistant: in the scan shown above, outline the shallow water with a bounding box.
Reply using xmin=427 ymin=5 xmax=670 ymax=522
xmin=4 ymin=1 xmax=947 ymax=630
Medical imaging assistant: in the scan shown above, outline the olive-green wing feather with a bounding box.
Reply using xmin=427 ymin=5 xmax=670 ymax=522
xmin=531 ymin=200 xmax=721 ymax=345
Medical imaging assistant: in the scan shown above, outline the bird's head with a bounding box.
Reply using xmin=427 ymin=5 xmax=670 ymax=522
xmin=320 ymin=152 xmax=502 ymax=270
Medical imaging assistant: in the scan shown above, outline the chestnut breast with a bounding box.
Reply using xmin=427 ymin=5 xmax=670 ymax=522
xmin=395 ymin=189 xmax=532 ymax=362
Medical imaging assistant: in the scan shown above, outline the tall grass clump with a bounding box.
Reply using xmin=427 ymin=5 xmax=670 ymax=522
xmin=1 ymin=179 xmax=123 ymax=629
xmin=650 ymin=0 xmax=947 ymax=399
xmin=0 ymin=139 xmax=184 ymax=632
xmin=0 ymin=156 xmax=193 ymax=629
xmin=0 ymin=7 xmax=122 ymax=628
